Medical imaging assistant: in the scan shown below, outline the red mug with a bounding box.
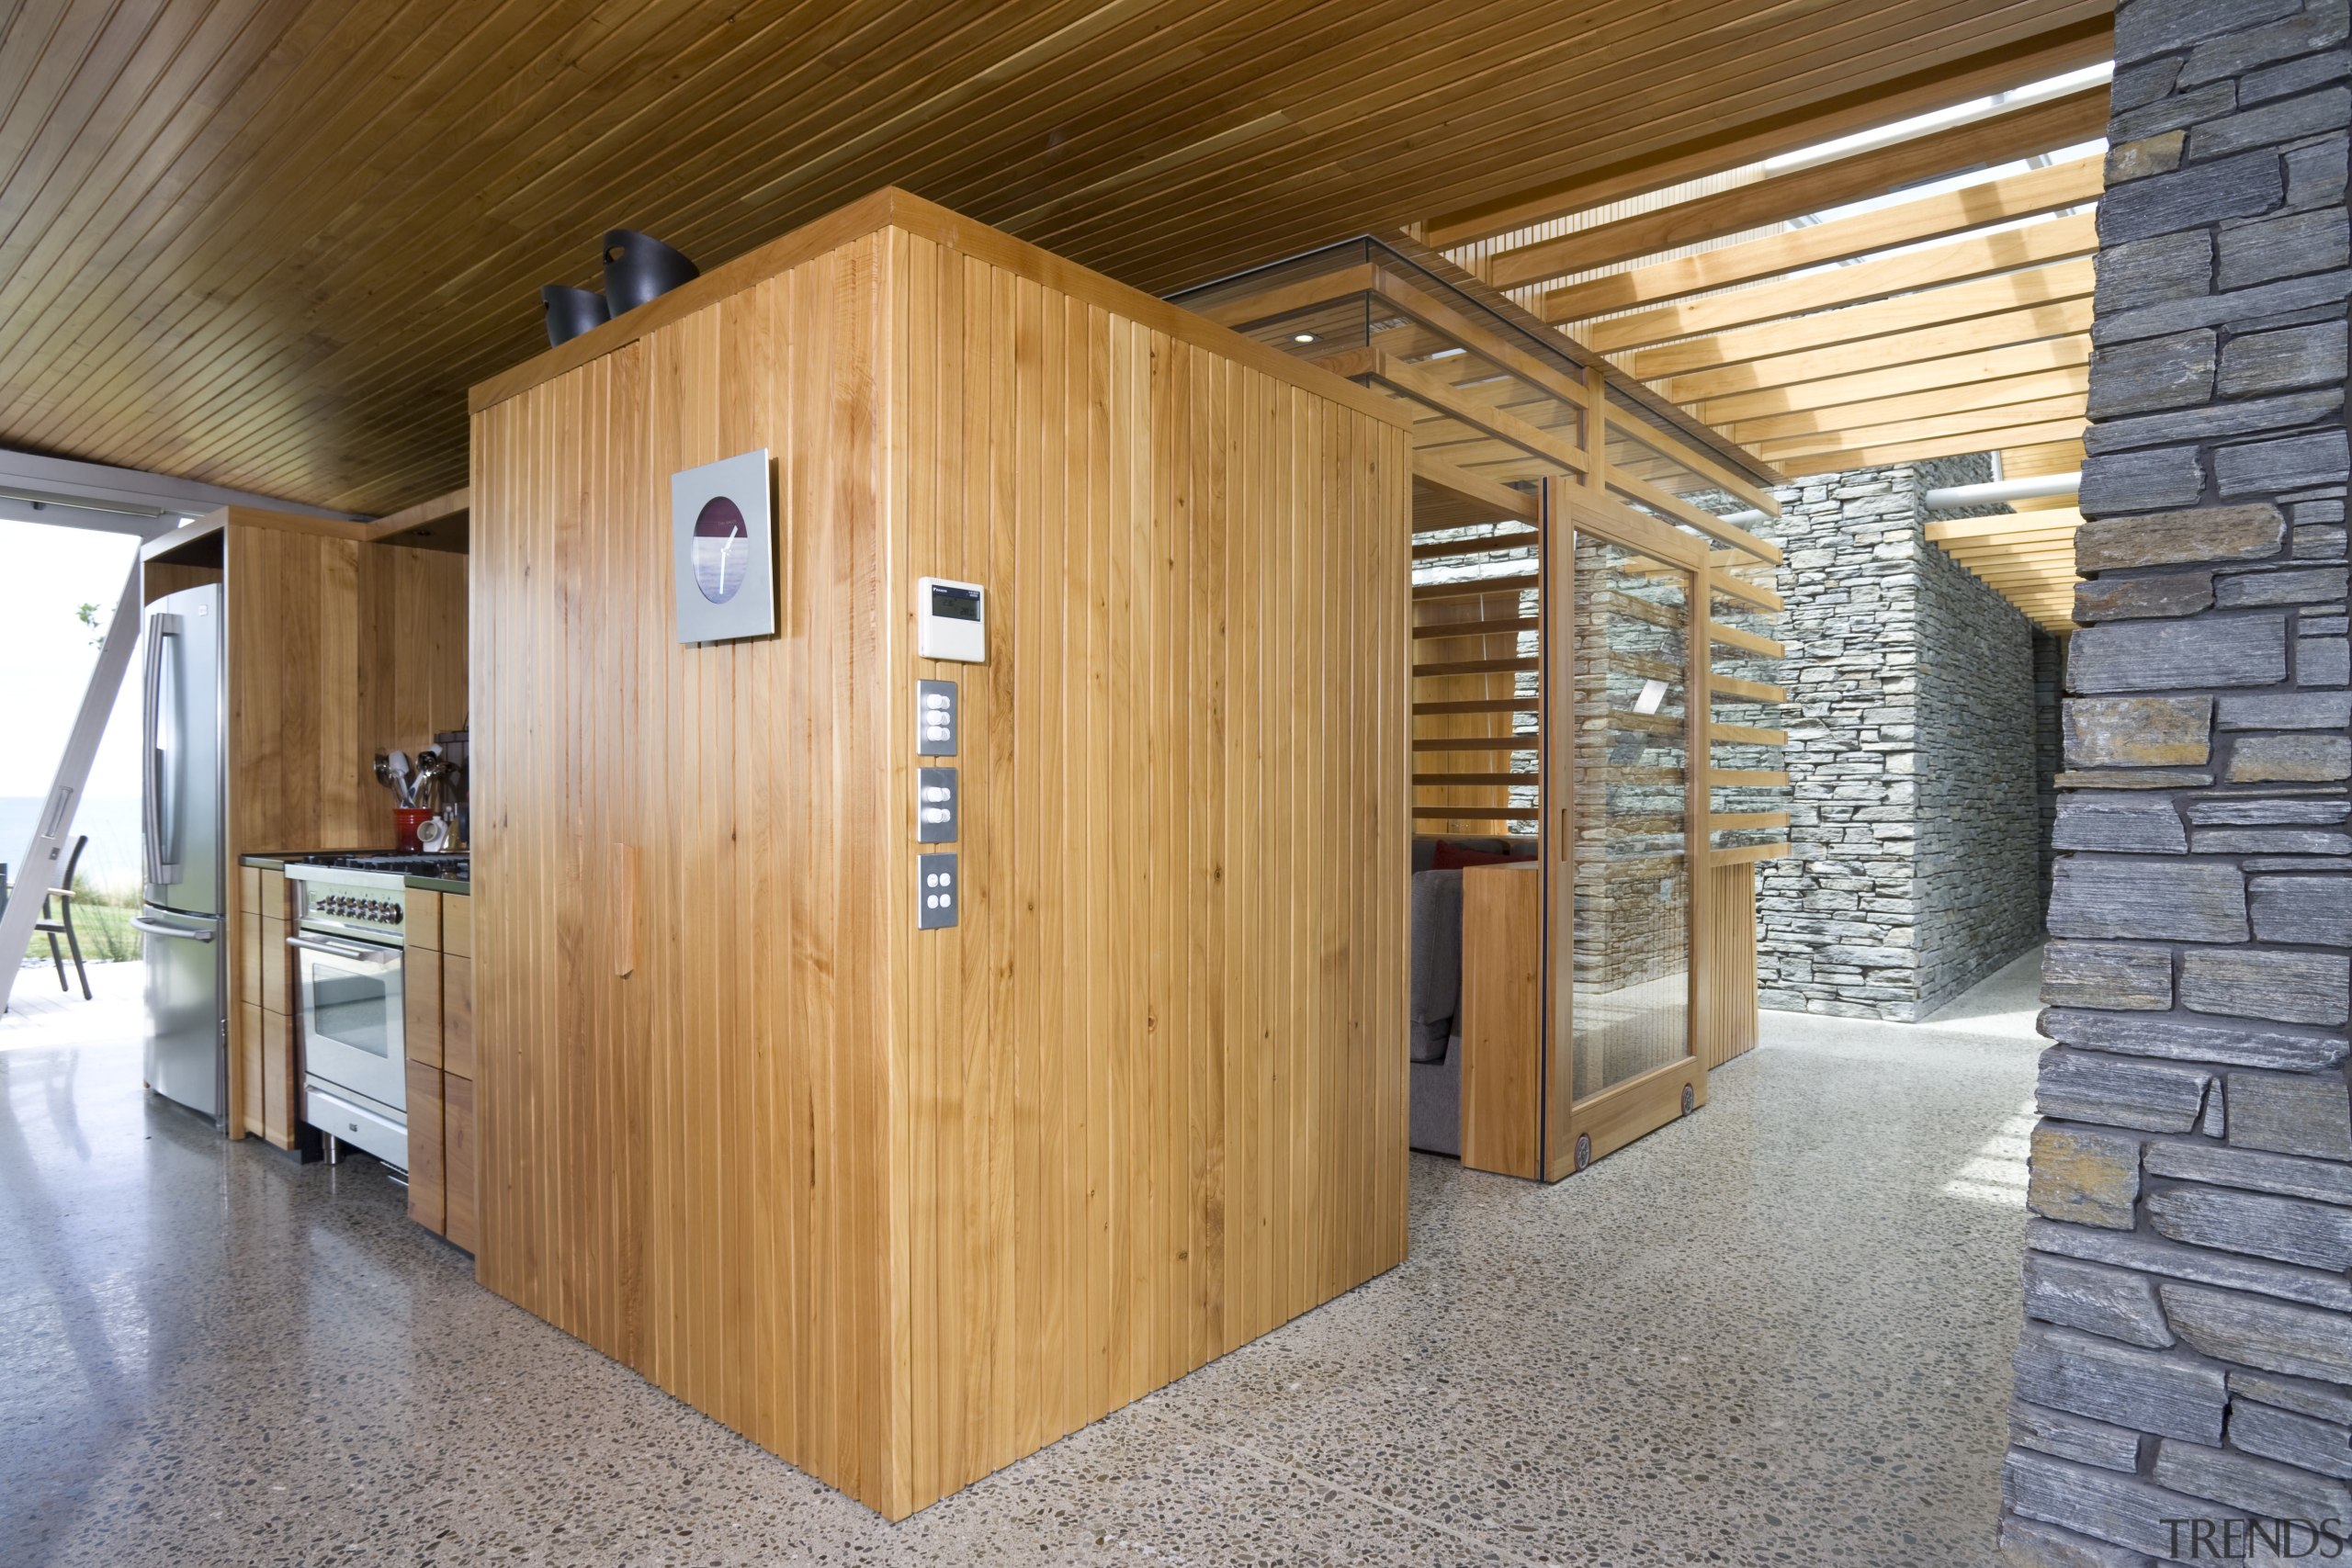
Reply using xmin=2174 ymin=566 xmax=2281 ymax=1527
xmin=393 ymin=808 xmax=433 ymax=853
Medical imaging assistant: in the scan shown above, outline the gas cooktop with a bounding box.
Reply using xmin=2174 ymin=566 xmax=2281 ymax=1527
xmin=288 ymin=851 xmax=469 ymax=880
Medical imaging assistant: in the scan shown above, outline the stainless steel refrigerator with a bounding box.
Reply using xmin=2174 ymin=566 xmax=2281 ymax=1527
xmin=136 ymin=582 xmax=227 ymax=1127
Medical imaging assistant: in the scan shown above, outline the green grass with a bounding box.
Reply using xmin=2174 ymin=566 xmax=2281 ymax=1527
xmin=15 ymin=874 xmax=142 ymax=967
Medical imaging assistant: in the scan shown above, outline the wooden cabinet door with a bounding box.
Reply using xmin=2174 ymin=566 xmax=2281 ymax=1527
xmin=443 ymin=1072 xmax=477 ymax=1254
xmin=441 ymin=953 xmax=474 ymax=1080
xmin=405 ymin=947 xmax=443 ymax=1073
xmin=406 ymin=1061 xmax=446 ymax=1235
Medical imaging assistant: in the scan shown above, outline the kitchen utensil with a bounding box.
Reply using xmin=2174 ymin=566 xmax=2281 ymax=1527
xmin=417 ymin=816 xmax=450 ymax=852
xmin=540 ymin=283 xmax=609 ymax=346
xmin=385 ymin=750 xmax=413 ymax=807
xmin=602 ymin=229 xmax=698 ymax=314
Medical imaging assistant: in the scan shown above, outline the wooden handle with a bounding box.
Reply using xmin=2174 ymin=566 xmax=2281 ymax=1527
xmin=613 ymin=842 xmax=639 ymax=977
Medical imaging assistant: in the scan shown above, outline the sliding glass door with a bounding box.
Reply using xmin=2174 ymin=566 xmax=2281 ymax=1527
xmin=1543 ymin=492 xmax=1708 ymax=1179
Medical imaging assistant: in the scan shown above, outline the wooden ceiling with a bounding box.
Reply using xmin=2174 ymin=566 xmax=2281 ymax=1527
xmin=1 ymin=0 xmax=2106 ymax=515
xmin=1435 ymin=19 xmax=2112 ymax=630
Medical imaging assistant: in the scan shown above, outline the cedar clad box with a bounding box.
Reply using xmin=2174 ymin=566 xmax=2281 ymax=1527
xmin=468 ymin=188 xmax=1412 ymax=1518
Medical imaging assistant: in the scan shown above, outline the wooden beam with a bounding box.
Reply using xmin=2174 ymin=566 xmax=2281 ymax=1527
xmin=1486 ymin=85 xmax=2110 ymax=288
xmin=1596 ymin=402 xmax=1784 ymax=519
xmin=1927 ymin=507 xmax=2084 ymax=542
xmin=1709 ymin=840 xmax=1794 ymax=866
xmin=1775 ymin=418 xmax=2090 ymax=476
xmin=1624 ymin=258 xmax=2096 ymax=381
xmin=1422 ymin=17 xmax=2115 ymax=247
xmin=1707 ymin=622 xmax=1785 ymax=658
xmin=1411 ymin=450 xmax=1541 ymax=524
xmin=1655 ymin=299 xmax=2093 ymax=402
xmin=1543 ymin=155 xmax=2104 ymax=321
xmin=1751 ymin=393 xmax=2088 ymax=461
xmin=1724 ymin=366 xmax=2090 ymax=445
xmin=1576 ymin=211 xmax=2100 ymax=352
xmin=1412 ymin=530 xmax=1544 ymax=562
xmin=1689 ymin=333 xmax=2090 ymax=423
xmin=1708 ymin=568 xmax=1783 ymax=613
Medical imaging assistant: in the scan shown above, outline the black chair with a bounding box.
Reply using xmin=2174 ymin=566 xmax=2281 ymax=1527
xmin=34 ymin=836 xmax=90 ymax=1001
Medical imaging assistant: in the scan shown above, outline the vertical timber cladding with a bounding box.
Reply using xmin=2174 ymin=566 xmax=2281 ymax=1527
xmin=2000 ymin=6 xmax=2352 ymax=1564
xmin=469 ymin=192 xmax=1412 ymax=1521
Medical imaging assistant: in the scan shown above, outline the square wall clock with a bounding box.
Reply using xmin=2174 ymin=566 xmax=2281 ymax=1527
xmin=672 ymin=448 xmax=775 ymax=642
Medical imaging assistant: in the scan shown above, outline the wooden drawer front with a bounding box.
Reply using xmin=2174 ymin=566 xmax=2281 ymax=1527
xmin=236 ymin=1003 xmax=265 ymax=1138
xmin=443 ymin=1072 xmax=477 ymax=1254
xmin=262 ymin=1008 xmax=294 ymax=1149
xmin=260 ymin=916 xmax=288 ymax=1014
xmin=405 ymin=1062 xmax=447 ymax=1235
xmin=239 ymin=863 xmax=261 ymax=909
xmin=441 ymin=953 xmax=474 ymax=1080
xmin=261 ymin=867 xmax=287 ymax=916
xmin=403 ymin=889 xmax=441 ymax=952
xmin=238 ymin=915 xmax=263 ymax=1010
xmin=441 ymin=894 xmax=471 ymax=958
xmin=405 ymin=947 xmax=444 ymax=1071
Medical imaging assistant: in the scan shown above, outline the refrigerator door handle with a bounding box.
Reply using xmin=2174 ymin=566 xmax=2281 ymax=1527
xmin=141 ymin=618 xmax=164 ymax=886
xmin=131 ymin=916 xmax=216 ymax=942
xmin=142 ymin=614 xmax=183 ymax=886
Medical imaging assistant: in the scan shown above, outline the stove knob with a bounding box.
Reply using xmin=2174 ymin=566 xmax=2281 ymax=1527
xmin=324 ymin=897 xmax=345 ymax=915
xmin=389 ymin=904 xmax=403 ymax=924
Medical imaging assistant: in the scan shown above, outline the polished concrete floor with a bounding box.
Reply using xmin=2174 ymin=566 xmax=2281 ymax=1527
xmin=2 ymin=952 xmax=2043 ymax=1567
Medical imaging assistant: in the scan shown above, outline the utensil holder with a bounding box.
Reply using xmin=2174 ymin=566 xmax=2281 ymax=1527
xmin=393 ymin=808 xmax=433 ymax=854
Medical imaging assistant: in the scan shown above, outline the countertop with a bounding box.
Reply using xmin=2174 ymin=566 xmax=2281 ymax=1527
xmin=239 ymin=852 xmax=470 ymax=896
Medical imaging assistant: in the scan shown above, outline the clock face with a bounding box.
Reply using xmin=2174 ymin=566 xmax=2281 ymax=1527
xmin=691 ymin=496 xmax=749 ymax=604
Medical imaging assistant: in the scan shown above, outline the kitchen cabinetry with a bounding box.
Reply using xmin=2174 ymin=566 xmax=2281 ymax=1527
xmin=402 ymin=886 xmax=476 ymax=1252
xmin=146 ymin=504 xmax=467 ymax=1146
xmin=232 ymin=863 xmax=298 ymax=1145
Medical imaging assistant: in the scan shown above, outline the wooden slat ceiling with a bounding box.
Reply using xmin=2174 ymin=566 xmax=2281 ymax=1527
xmin=1437 ymin=23 xmax=2113 ymax=632
xmin=0 ymin=0 xmax=2106 ymax=515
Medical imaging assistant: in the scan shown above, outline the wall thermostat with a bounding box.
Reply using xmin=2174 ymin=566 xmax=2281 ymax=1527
xmin=917 ymin=577 xmax=986 ymax=663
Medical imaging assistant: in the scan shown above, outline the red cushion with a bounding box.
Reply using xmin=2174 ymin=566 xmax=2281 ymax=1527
xmin=1430 ymin=840 xmax=1520 ymax=870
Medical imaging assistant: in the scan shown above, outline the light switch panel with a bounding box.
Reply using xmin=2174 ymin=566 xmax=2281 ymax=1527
xmin=916 ymin=678 xmax=957 ymax=755
xmin=918 ymin=852 xmax=958 ymax=930
xmin=916 ymin=767 xmax=959 ymax=842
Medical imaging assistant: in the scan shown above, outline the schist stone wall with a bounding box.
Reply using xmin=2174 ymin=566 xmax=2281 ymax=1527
xmin=1758 ymin=458 xmax=2050 ymax=1021
xmin=2000 ymin=1 xmax=2352 ymax=1562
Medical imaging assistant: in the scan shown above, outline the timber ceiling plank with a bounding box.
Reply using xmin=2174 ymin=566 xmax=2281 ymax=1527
xmin=0 ymin=0 xmax=2113 ymax=510
xmin=1687 ymin=333 xmax=2091 ymax=423
xmin=1653 ymin=299 xmax=2094 ymax=402
xmin=1423 ymin=11 xmax=2110 ymax=245
xmin=1541 ymin=153 xmax=2105 ymax=321
xmin=1573 ymin=210 xmax=2101 ymax=353
xmin=1485 ymin=83 xmax=2109 ymax=290
xmin=1621 ymin=257 xmax=2097 ymax=381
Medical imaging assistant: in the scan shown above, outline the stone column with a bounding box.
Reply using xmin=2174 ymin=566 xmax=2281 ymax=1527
xmin=2001 ymin=1 xmax=2352 ymax=1562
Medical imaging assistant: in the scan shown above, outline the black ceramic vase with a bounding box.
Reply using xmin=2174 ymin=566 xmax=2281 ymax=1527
xmin=541 ymin=284 xmax=610 ymax=346
xmin=602 ymin=230 xmax=699 ymax=314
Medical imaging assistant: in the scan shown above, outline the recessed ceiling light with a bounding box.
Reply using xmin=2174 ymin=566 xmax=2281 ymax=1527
xmin=1292 ymin=332 xmax=1317 ymax=343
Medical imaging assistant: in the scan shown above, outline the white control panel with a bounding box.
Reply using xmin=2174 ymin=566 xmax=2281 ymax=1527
xmin=917 ymin=577 xmax=987 ymax=662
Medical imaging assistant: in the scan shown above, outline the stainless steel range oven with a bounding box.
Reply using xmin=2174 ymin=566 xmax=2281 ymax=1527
xmin=286 ymin=860 xmax=413 ymax=1168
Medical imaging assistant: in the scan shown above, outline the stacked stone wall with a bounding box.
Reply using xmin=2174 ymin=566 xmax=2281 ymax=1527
xmin=1759 ymin=460 xmax=2049 ymax=1019
xmin=2002 ymin=2 xmax=2352 ymax=1561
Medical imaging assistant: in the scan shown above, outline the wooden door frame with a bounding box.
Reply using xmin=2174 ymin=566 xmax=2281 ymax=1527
xmin=1539 ymin=479 xmax=1713 ymax=1181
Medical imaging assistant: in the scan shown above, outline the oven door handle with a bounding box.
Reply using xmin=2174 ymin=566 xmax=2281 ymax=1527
xmin=285 ymin=933 xmax=381 ymax=961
